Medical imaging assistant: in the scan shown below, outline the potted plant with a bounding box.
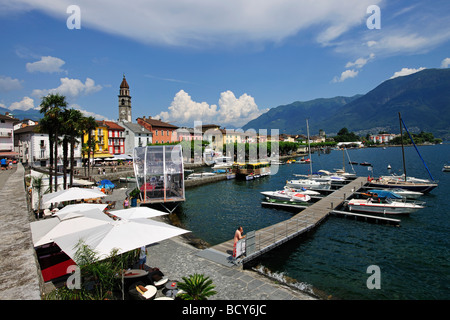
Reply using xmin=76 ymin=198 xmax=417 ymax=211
xmin=177 ymin=273 xmax=217 ymax=300
xmin=129 ymin=187 xmax=140 ymax=207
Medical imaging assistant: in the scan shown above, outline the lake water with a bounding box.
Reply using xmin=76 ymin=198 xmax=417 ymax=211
xmin=173 ymin=144 xmax=450 ymax=300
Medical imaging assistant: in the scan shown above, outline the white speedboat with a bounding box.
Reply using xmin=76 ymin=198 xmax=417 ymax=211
xmin=286 ymin=179 xmax=331 ymax=190
xmin=261 ymin=190 xmax=311 ymax=203
xmin=347 ymin=198 xmax=425 ymax=215
xmin=283 ymin=186 xmax=321 ymax=196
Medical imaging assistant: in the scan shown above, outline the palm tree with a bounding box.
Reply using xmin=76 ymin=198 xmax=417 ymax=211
xmin=80 ymin=116 xmax=97 ymax=177
xmin=62 ymin=108 xmax=84 ymax=187
xmin=177 ymin=273 xmax=217 ymax=300
xmin=31 ymin=174 xmax=47 ymax=218
xmin=40 ymin=94 xmax=68 ymax=192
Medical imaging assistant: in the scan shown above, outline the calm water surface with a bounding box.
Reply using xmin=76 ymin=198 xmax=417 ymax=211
xmin=175 ymin=144 xmax=450 ymax=300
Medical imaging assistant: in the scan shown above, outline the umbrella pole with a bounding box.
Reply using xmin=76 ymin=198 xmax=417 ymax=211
xmin=121 ymin=268 xmax=125 ymax=300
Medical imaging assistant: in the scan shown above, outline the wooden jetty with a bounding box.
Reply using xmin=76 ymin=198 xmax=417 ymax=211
xmin=209 ymin=177 xmax=369 ymax=267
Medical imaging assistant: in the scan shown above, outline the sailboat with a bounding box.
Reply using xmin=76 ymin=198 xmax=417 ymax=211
xmin=287 ymin=119 xmax=332 ymax=190
xmin=368 ymin=113 xmax=438 ymax=193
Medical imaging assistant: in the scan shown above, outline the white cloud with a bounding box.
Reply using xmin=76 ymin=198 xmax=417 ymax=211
xmin=390 ymin=67 xmax=426 ymax=79
xmin=32 ymin=77 xmax=102 ymax=99
xmin=157 ymin=90 xmax=267 ymax=127
xmin=7 ymin=0 xmax=381 ymax=48
xmin=0 ymin=75 xmax=23 ymax=92
xmin=441 ymin=58 xmax=450 ymax=68
xmin=8 ymin=96 xmax=36 ymax=111
xmin=345 ymin=53 xmax=375 ymax=69
xmin=70 ymin=104 xmax=111 ymax=121
xmin=332 ymin=69 xmax=359 ymax=83
xmin=26 ymin=56 xmax=66 ymax=73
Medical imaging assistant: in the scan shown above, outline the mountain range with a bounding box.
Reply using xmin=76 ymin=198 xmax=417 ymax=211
xmin=243 ymin=68 xmax=450 ymax=139
xmin=3 ymin=69 xmax=450 ymax=139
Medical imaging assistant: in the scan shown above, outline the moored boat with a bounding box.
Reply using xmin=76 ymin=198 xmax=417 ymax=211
xmin=347 ymin=198 xmax=425 ymax=215
xmin=367 ymin=176 xmax=438 ymax=193
xmin=232 ymin=162 xmax=271 ymax=180
xmin=261 ymin=190 xmax=311 ymax=203
xmin=286 ymin=178 xmax=331 ymax=190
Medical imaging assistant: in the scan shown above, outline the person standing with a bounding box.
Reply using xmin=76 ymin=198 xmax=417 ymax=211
xmin=138 ymin=246 xmax=147 ymax=270
xmin=233 ymin=226 xmax=246 ymax=258
xmin=123 ymin=197 xmax=130 ymax=209
xmin=1 ymin=158 xmax=7 ymax=171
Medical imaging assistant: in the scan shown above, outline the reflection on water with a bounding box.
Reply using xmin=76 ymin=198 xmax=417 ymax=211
xmin=174 ymin=145 xmax=450 ymax=299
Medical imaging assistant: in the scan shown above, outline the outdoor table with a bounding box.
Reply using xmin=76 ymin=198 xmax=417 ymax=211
xmin=164 ymin=281 xmax=178 ymax=298
xmin=123 ymin=269 xmax=149 ymax=279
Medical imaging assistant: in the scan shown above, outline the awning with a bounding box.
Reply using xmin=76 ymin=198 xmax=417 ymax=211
xmin=0 ymin=151 xmax=19 ymax=157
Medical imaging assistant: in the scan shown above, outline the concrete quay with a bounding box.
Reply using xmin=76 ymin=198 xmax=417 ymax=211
xmin=0 ymin=164 xmax=42 ymax=300
xmin=146 ymin=236 xmax=315 ymax=300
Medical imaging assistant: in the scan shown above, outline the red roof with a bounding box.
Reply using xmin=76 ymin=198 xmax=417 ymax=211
xmin=120 ymin=75 xmax=129 ymax=89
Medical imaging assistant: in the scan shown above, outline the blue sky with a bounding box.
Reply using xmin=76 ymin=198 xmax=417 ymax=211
xmin=1 ymin=0 xmax=449 ymax=129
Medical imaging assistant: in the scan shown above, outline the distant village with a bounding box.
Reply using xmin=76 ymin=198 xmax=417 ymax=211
xmin=1 ymin=75 xmax=400 ymax=168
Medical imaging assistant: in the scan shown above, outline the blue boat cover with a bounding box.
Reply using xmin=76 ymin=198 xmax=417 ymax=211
xmin=368 ymin=189 xmax=402 ymax=199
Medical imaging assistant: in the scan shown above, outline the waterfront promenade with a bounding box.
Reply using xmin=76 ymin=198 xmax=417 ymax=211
xmin=0 ymin=164 xmax=42 ymax=299
xmin=0 ymin=164 xmax=315 ymax=300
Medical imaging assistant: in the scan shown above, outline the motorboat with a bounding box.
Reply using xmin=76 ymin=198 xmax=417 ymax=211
xmin=442 ymin=164 xmax=450 ymax=172
xmin=360 ymin=162 xmax=372 ymax=166
xmin=283 ymin=186 xmax=321 ymax=197
xmin=347 ymin=198 xmax=425 ymax=215
xmin=360 ymin=189 xmax=404 ymax=200
xmin=261 ymin=190 xmax=311 ymax=203
xmin=294 ymin=170 xmax=346 ymax=184
xmin=186 ymin=172 xmax=216 ymax=180
xmin=286 ymin=179 xmax=331 ymax=190
xmin=298 ymin=158 xmax=310 ymax=164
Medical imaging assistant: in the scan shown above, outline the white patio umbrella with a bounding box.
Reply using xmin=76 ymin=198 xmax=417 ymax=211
xmin=52 ymin=218 xmax=190 ymax=263
xmin=54 ymin=203 xmax=109 ymax=220
xmin=42 ymin=187 xmax=106 ymax=205
xmin=108 ymin=207 xmax=168 ymax=220
xmin=30 ymin=208 xmax=113 ymax=247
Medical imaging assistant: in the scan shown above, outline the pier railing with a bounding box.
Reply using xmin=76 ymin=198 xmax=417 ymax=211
xmin=243 ymin=211 xmax=317 ymax=263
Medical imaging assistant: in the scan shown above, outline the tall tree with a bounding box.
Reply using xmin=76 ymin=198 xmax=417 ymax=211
xmin=40 ymin=94 xmax=68 ymax=192
xmin=80 ymin=116 xmax=97 ymax=177
xmin=62 ymin=108 xmax=84 ymax=188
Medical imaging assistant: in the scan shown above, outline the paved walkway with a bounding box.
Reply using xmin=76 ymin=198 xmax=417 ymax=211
xmin=0 ymin=164 xmax=42 ymax=300
xmin=146 ymin=236 xmax=316 ymax=300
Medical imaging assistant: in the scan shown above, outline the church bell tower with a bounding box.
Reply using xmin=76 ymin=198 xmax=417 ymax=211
xmin=118 ymin=74 xmax=132 ymax=122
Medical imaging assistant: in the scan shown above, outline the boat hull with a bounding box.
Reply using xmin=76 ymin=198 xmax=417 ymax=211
xmin=368 ymin=181 xmax=437 ymax=193
xmin=347 ymin=200 xmax=424 ymax=215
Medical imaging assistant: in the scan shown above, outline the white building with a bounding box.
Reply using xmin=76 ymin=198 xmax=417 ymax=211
xmin=0 ymin=113 xmax=19 ymax=159
xmin=119 ymin=121 xmax=152 ymax=155
xmin=369 ymin=133 xmax=398 ymax=144
xmin=14 ymin=125 xmax=82 ymax=168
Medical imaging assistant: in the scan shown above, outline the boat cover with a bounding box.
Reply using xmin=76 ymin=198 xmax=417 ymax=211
xmin=368 ymin=189 xmax=403 ymax=199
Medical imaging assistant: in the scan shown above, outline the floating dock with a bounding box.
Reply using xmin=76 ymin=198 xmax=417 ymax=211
xmin=204 ymin=177 xmax=370 ymax=267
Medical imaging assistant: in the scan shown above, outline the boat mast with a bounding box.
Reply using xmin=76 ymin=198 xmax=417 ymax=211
xmin=398 ymin=112 xmax=407 ymax=181
xmin=306 ymin=118 xmax=313 ymax=174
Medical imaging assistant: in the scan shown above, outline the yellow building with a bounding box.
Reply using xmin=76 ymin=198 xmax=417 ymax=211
xmin=83 ymin=120 xmax=113 ymax=159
